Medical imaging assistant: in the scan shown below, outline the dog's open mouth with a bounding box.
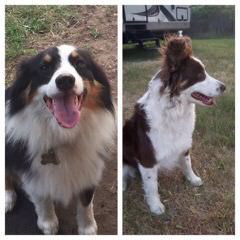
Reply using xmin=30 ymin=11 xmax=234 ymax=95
xmin=191 ymin=92 xmax=215 ymax=106
xmin=44 ymin=93 xmax=84 ymax=128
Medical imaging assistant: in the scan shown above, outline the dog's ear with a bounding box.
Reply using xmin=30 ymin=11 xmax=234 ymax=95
xmin=83 ymin=50 xmax=114 ymax=113
xmin=160 ymin=35 xmax=192 ymax=97
xmin=91 ymin=58 xmax=114 ymax=114
xmin=161 ymin=35 xmax=192 ymax=71
xmin=7 ymin=58 xmax=33 ymax=115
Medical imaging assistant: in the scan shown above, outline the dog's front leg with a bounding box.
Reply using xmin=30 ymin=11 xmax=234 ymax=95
xmin=30 ymin=195 xmax=59 ymax=234
xmin=180 ymin=152 xmax=203 ymax=186
xmin=138 ymin=164 xmax=165 ymax=215
xmin=77 ymin=187 xmax=97 ymax=235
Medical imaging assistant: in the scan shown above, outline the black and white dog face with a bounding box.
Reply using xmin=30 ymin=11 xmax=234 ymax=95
xmin=8 ymin=45 xmax=113 ymax=129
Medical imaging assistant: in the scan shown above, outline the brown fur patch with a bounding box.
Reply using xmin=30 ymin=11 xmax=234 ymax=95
xmin=28 ymin=89 xmax=38 ymax=103
xmin=159 ymin=34 xmax=205 ymax=97
xmin=160 ymin=34 xmax=192 ymax=69
xmin=71 ymin=50 xmax=79 ymax=58
xmin=83 ymin=80 xmax=103 ymax=110
xmin=5 ymin=172 xmax=15 ymax=190
xmin=23 ymin=84 xmax=37 ymax=104
xmin=123 ymin=104 xmax=156 ymax=168
xmin=43 ymin=54 xmax=52 ymax=63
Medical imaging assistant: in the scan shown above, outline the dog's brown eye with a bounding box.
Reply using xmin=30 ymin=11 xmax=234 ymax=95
xmin=40 ymin=64 xmax=49 ymax=71
xmin=76 ymin=59 xmax=85 ymax=68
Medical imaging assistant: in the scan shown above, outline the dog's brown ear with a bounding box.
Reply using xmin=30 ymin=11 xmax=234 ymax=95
xmin=161 ymin=35 xmax=192 ymax=71
xmin=159 ymin=35 xmax=192 ymax=96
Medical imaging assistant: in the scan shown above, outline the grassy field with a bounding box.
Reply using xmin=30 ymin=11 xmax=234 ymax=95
xmin=5 ymin=6 xmax=110 ymax=59
xmin=5 ymin=6 xmax=117 ymax=89
xmin=6 ymin=6 xmax=81 ymax=59
xmin=123 ymin=39 xmax=235 ymax=234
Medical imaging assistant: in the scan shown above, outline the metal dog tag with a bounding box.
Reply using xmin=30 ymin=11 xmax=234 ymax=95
xmin=41 ymin=148 xmax=60 ymax=165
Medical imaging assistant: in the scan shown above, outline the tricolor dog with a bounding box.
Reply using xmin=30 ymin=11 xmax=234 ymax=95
xmin=5 ymin=45 xmax=115 ymax=234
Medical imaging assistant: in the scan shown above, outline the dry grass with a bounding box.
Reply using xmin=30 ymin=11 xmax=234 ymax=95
xmin=123 ymin=38 xmax=235 ymax=235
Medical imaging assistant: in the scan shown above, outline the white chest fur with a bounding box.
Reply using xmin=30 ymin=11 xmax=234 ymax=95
xmin=138 ymin=79 xmax=196 ymax=170
xmin=6 ymin=101 xmax=115 ymax=205
xmin=22 ymin=141 xmax=105 ymax=205
xmin=148 ymin=105 xmax=195 ymax=170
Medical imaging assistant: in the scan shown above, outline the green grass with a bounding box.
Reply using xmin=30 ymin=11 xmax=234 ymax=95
xmin=123 ymin=38 xmax=235 ymax=234
xmin=89 ymin=27 xmax=102 ymax=39
xmin=123 ymin=42 xmax=160 ymax=62
xmin=193 ymin=39 xmax=235 ymax=149
xmin=5 ymin=6 xmax=79 ymax=59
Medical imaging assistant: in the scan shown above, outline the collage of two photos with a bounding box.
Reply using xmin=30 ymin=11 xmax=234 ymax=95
xmin=5 ymin=4 xmax=235 ymax=236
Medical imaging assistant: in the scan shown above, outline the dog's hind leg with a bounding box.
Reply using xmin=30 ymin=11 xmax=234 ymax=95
xmin=77 ymin=187 xmax=97 ymax=235
xmin=30 ymin=195 xmax=59 ymax=234
xmin=5 ymin=173 xmax=17 ymax=213
xmin=138 ymin=164 xmax=165 ymax=215
xmin=180 ymin=151 xmax=203 ymax=187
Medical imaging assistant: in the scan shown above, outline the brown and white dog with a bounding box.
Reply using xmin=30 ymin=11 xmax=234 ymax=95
xmin=5 ymin=45 xmax=115 ymax=234
xmin=123 ymin=35 xmax=225 ymax=214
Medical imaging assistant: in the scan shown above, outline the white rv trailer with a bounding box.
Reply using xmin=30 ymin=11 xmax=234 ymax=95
xmin=123 ymin=5 xmax=191 ymax=46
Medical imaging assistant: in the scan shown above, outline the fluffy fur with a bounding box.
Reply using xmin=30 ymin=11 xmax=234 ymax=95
xmin=123 ymin=35 xmax=225 ymax=214
xmin=5 ymin=45 xmax=115 ymax=234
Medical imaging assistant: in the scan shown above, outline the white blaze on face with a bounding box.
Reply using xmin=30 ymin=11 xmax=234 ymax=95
xmin=188 ymin=71 xmax=225 ymax=106
xmin=38 ymin=45 xmax=85 ymax=129
xmin=180 ymin=56 xmax=226 ymax=106
xmin=46 ymin=45 xmax=84 ymax=97
xmin=191 ymin=71 xmax=225 ymax=97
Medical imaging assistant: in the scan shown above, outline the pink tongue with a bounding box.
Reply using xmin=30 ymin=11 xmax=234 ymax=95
xmin=52 ymin=95 xmax=80 ymax=128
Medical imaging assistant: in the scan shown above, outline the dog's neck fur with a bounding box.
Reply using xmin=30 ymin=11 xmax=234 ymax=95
xmin=6 ymin=98 xmax=115 ymax=159
xmin=138 ymin=74 xmax=196 ymax=128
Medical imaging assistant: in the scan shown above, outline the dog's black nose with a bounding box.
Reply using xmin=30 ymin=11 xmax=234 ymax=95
xmin=219 ymin=83 xmax=226 ymax=92
xmin=56 ymin=75 xmax=75 ymax=91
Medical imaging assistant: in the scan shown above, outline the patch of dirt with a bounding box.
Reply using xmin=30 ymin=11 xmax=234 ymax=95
xmin=5 ymin=6 xmax=117 ymax=235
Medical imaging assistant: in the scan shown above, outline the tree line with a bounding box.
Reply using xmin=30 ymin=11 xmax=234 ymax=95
xmin=185 ymin=6 xmax=235 ymax=38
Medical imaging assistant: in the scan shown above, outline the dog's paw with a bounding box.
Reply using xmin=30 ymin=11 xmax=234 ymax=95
xmin=78 ymin=221 xmax=97 ymax=235
xmin=37 ymin=216 xmax=59 ymax=235
xmin=147 ymin=197 xmax=165 ymax=215
xmin=189 ymin=176 xmax=203 ymax=187
xmin=150 ymin=201 xmax=165 ymax=215
xmin=5 ymin=190 xmax=17 ymax=213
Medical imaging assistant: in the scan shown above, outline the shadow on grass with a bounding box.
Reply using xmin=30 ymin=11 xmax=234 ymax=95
xmin=123 ymin=42 xmax=161 ymax=62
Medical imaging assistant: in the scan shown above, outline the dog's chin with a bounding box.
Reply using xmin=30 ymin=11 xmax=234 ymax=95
xmin=190 ymin=91 xmax=216 ymax=107
xmin=44 ymin=93 xmax=84 ymax=129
